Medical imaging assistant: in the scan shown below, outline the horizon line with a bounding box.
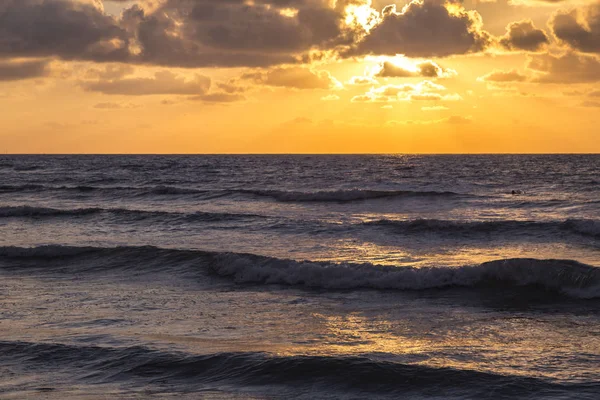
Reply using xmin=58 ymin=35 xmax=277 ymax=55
xmin=2 ymin=153 xmax=600 ymax=156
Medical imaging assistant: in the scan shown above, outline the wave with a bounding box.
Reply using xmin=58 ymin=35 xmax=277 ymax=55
xmin=0 ymin=340 xmax=593 ymax=397
xmin=242 ymin=188 xmax=466 ymax=202
xmin=0 ymin=184 xmax=211 ymax=196
xmin=0 ymin=206 xmax=262 ymax=223
xmin=1 ymin=246 xmax=598 ymax=299
xmin=365 ymin=218 xmax=600 ymax=239
xmin=0 ymin=184 xmax=467 ymax=202
xmin=12 ymin=165 xmax=44 ymax=172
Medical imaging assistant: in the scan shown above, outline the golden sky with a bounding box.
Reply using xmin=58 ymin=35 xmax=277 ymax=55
xmin=1 ymin=0 xmax=599 ymax=153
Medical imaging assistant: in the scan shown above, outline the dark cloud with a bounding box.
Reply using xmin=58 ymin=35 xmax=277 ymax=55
xmin=478 ymin=69 xmax=528 ymax=82
xmin=348 ymin=1 xmax=491 ymax=57
xmin=551 ymin=3 xmax=600 ymax=53
xmin=499 ymin=20 xmax=549 ymax=52
xmin=528 ymin=52 xmax=600 ymax=83
xmin=376 ymin=60 xmax=456 ymax=78
xmin=123 ymin=0 xmax=349 ymax=68
xmin=83 ymin=71 xmax=211 ymax=95
xmin=0 ymin=0 xmax=347 ymax=68
xmin=0 ymin=0 xmax=129 ymax=62
xmin=0 ymin=59 xmax=49 ymax=81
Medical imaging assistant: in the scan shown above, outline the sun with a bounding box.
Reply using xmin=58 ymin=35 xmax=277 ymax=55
xmin=344 ymin=4 xmax=380 ymax=32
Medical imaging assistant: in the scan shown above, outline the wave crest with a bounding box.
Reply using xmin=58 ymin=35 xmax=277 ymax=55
xmin=0 ymin=246 xmax=598 ymax=298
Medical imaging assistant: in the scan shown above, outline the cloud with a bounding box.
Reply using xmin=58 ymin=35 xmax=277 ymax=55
xmin=0 ymin=0 xmax=351 ymax=68
xmin=478 ymin=69 xmax=528 ymax=82
xmin=216 ymin=82 xmax=247 ymax=94
xmin=86 ymin=64 xmax=135 ymax=80
xmin=122 ymin=0 xmax=349 ymax=68
xmin=93 ymin=102 xmax=122 ymax=109
xmin=551 ymin=3 xmax=600 ymax=53
xmin=246 ymin=67 xmax=343 ymax=90
xmin=321 ymin=94 xmax=340 ymax=101
xmin=93 ymin=101 xmax=138 ymax=109
xmin=348 ymin=1 xmax=491 ymax=57
xmin=527 ymin=52 xmax=600 ymax=83
xmin=347 ymin=76 xmax=379 ymax=85
xmin=385 ymin=115 xmax=471 ymax=125
xmin=83 ymin=70 xmax=211 ymax=95
xmin=499 ymin=20 xmax=549 ymax=52
xmin=375 ymin=60 xmax=457 ymax=78
xmin=350 ymin=80 xmax=457 ymax=103
xmin=581 ymin=100 xmax=600 ymax=107
xmin=411 ymin=93 xmax=443 ymax=101
xmin=190 ymin=93 xmax=246 ymax=103
xmin=0 ymin=0 xmax=129 ymax=62
xmin=0 ymin=59 xmax=49 ymax=81
xmin=445 ymin=115 xmax=472 ymax=124
xmin=422 ymin=105 xmax=449 ymax=111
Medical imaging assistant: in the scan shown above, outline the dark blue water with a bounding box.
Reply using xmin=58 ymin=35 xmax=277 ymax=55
xmin=0 ymin=155 xmax=598 ymax=399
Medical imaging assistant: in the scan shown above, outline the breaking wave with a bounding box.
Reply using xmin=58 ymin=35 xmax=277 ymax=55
xmin=0 ymin=246 xmax=598 ymax=299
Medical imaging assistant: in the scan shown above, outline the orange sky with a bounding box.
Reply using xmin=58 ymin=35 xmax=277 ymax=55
xmin=1 ymin=0 xmax=599 ymax=153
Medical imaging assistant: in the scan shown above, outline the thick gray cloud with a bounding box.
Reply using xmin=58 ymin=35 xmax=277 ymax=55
xmin=0 ymin=59 xmax=49 ymax=81
xmin=0 ymin=0 xmax=346 ymax=67
xmin=0 ymin=0 xmax=552 ymax=72
xmin=499 ymin=20 xmax=549 ymax=52
xmin=0 ymin=0 xmax=129 ymax=62
xmin=123 ymin=0 xmax=349 ymax=68
xmin=528 ymin=52 xmax=600 ymax=83
xmin=83 ymin=70 xmax=211 ymax=95
xmin=349 ymin=1 xmax=491 ymax=57
xmin=551 ymin=3 xmax=600 ymax=53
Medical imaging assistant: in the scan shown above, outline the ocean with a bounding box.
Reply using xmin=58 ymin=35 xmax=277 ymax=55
xmin=0 ymin=154 xmax=598 ymax=399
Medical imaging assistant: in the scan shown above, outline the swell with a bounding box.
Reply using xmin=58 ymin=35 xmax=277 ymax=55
xmin=2 ymin=205 xmax=598 ymax=242
xmin=0 ymin=205 xmax=262 ymax=223
xmin=0 ymin=184 xmax=467 ymax=202
xmin=0 ymin=184 xmax=213 ymax=197
xmin=0 ymin=340 xmax=594 ymax=397
xmin=240 ymin=188 xmax=467 ymax=202
xmin=1 ymin=246 xmax=598 ymax=299
xmin=365 ymin=218 xmax=600 ymax=239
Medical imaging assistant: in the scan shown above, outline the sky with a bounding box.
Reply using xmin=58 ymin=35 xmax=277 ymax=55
xmin=1 ymin=0 xmax=599 ymax=153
